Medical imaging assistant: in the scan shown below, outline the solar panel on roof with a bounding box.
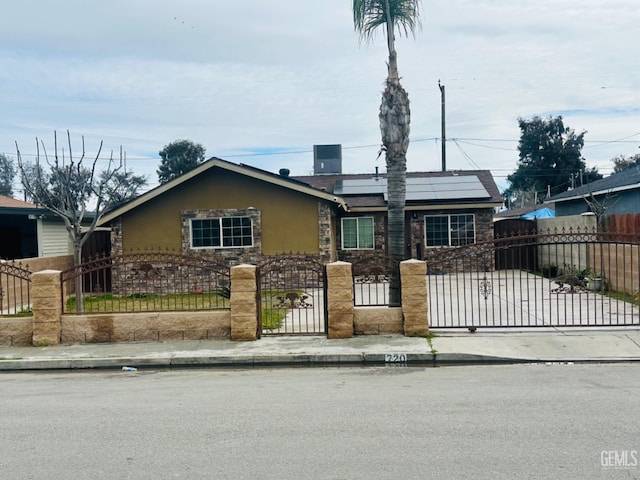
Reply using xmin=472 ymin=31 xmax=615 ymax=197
xmin=334 ymin=176 xmax=489 ymax=201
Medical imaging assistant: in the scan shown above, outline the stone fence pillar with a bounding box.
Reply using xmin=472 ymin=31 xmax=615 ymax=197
xmin=31 ymin=270 xmax=62 ymax=346
xmin=326 ymin=261 xmax=354 ymax=339
xmin=400 ymin=259 xmax=429 ymax=336
xmin=230 ymin=264 xmax=259 ymax=341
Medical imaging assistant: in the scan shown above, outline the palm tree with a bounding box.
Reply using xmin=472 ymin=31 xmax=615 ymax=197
xmin=352 ymin=0 xmax=422 ymax=304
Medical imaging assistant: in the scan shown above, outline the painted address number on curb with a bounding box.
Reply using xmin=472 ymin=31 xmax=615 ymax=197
xmin=385 ymin=353 xmax=407 ymax=363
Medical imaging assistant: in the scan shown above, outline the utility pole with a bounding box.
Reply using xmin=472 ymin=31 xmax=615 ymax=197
xmin=438 ymin=80 xmax=446 ymax=172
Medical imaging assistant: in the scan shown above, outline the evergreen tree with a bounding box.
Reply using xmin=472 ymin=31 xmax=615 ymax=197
xmin=0 ymin=153 xmax=16 ymax=197
xmin=157 ymin=140 xmax=206 ymax=184
xmin=504 ymin=116 xmax=601 ymax=204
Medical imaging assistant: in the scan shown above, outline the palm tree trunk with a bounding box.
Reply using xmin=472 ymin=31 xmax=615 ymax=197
xmin=380 ymin=79 xmax=410 ymax=305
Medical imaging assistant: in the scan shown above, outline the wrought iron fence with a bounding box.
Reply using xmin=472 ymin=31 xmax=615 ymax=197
xmin=428 ymin=230 xmax=640 ymax=329
xmin=61 ymin=252 xmax=230 ymax=314
xmin=350 ymin=254 xmax=399 ymax=306
xmin=258 ymin=254 xmax=326 ymax=335
xmin=0 ymin=260 xmax=32 ymax=316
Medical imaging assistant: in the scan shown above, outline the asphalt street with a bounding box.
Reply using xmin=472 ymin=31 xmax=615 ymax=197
xmin=1 ymin=364 xmax=639 ymax=479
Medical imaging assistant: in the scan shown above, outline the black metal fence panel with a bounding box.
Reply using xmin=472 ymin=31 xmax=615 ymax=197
xmin=350 ymin=254 xmax=399 ymax=306
xmin=258 ymin=255 xmax=326 ymax=335
xmin=428 ymin=231 xmax=640 ymax=328
xmin=0 ymin=260 xmax=31 ymax=316
xmin=61 ymin=252 xmax=230 ymax=314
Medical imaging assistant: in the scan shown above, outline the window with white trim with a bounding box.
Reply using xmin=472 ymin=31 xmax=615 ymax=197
xmin=190 ymin=217 xmax=253 ymax=248
xmin=425 ymin=214 xmax=475 ymax=247
xmin=341 ymin=217 xmax=374 ymax=249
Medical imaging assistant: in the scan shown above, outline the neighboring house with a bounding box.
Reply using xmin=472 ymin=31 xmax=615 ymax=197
xmin=0 ymin=194 xmax=72 ymax=259
xmin=98 ymin=152 xmax=503 ymax=265
xmin=546 ymin=167 xmax=640 ymax=216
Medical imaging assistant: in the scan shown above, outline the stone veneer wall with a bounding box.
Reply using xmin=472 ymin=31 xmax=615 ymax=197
xmin=317 ymin=202 xmax=336 ymax=262
xmin=181 ymin=208 xmax=262 ymax=265
xmin=337 ymin=212 xmax=387 ymax=263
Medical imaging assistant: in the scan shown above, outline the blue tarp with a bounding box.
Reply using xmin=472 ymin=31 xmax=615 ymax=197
xmin=521 ymin=208 xmax=555 ymax=219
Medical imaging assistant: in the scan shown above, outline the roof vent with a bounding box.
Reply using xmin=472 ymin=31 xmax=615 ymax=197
xmin=313 ymin=144 xmax=342 ymax=175
xmin=279 ymin=168 xmax=290 ymax=177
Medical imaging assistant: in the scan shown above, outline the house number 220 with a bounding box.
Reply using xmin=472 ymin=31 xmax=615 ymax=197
xmin=385 ymin=353 xmax=407 ymax=363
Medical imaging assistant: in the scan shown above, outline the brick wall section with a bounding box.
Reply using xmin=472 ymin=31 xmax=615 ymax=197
xmin=31 ymin=270 xmax=62 ymax=346
xmin=326 ymin=261 xmax=354 ymax=339
xmin=400 ymin=259 xmax=429 ymax=336
xmin=230 ymin=264 xmax=259 ymax=341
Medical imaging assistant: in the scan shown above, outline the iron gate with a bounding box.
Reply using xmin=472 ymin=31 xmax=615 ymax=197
xmin=258 ymin=255 xmax=327 ymax=335
xmin=427 ymin=230 xmax=640 ymax=329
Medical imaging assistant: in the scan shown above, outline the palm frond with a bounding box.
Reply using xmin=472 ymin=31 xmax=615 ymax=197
xmin=353 ymin=0 xmax=422 ymax=42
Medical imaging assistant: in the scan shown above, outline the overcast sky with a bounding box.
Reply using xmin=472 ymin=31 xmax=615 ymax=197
xmin=2 ymin=0 xmax=639 ymax=195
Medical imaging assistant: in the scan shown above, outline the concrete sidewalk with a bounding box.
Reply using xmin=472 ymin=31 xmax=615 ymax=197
xmin=1 ymin=328 xmax=640 ymax=371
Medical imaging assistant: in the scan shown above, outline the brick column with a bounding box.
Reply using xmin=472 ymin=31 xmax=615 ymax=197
xmin=326 ymin=261 xmax=354 ymax=339
xmin=230 ymin=264 xmax=259 ymax=341
xmin=400 ymin=259 xmax=429 ymax=336
xmin=31 ymin=270 xmax=62 ymax=346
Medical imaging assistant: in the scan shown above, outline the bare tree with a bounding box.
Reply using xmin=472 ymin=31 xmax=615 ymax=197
xmin=16 ymin=131 xmax=128 ymax=312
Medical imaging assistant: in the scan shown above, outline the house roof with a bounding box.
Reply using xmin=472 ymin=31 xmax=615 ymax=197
xmin=293 ymin=170 xmax=503 ymax=211
xmin=98 ymin=157 xmax=348 ymax=225
xmin=0 ymin=194 xmax=47 ymax=216
xmin=546 ymin=167 xmax=640 ymax=203
xmin=0 ymin=194 xmax=38 ymax=209
xmin=494 ymin=203 xmax=556 ymax=220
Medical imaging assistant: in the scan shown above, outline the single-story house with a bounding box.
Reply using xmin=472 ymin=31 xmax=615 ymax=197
xmin=546 ymin=167 xmax=640 ymax=216
xmin=0 ymin=194 xmax=73 ymax=260
xmin=98 ymin=152 xmax=503 ymax=265
xmin=292 ymin=169 xmax=503 ymax=262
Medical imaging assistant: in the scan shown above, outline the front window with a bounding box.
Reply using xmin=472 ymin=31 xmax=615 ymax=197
xmin=425 ymin=214 xmax=475 ymax=247
xmin=342 ymin=217 xmax=374 ymax=249
xmin=191 ymin=217 xmax=253 ymax=248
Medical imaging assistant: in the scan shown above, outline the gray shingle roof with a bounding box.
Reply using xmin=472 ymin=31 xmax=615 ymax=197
xmin=548 ymin=167 xmax=640 ymax=202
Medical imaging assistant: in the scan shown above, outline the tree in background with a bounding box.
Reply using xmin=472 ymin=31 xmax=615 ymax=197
xmin=352 ymin=0 xmax=422 ymax=305
xmin=100 ymin=170 xmax=148 ymax=212
xmin=611 ymin=154 xmax=640 ymax=174
xmin=504 ymin=116 xmax=601 ymax=205
xmin=157 ymin=139 xmax=206 ymax=184
xmin=16 ymin=131 xmax=131 ymax=312
xmin=0 ymin=153 xmax=16 ymax=197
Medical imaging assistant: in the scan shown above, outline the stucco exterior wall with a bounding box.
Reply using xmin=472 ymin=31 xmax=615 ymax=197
xmin=116 ymin=169 xmax=327 ymax=258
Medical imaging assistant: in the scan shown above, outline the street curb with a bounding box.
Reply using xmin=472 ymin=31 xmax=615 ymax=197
xmin=2 ymin=353 xmax=640 ymax=371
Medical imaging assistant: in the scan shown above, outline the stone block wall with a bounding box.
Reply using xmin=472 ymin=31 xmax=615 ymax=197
xmin=61 ymin=311 xmax=230 ymax=344
xmin=2 ymin=259 xmax=431 ymax=346
xmin=230 ymin=264 xmax=259 ymax=341
xmin=31 ymin=270 xmax=63 ymax=346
